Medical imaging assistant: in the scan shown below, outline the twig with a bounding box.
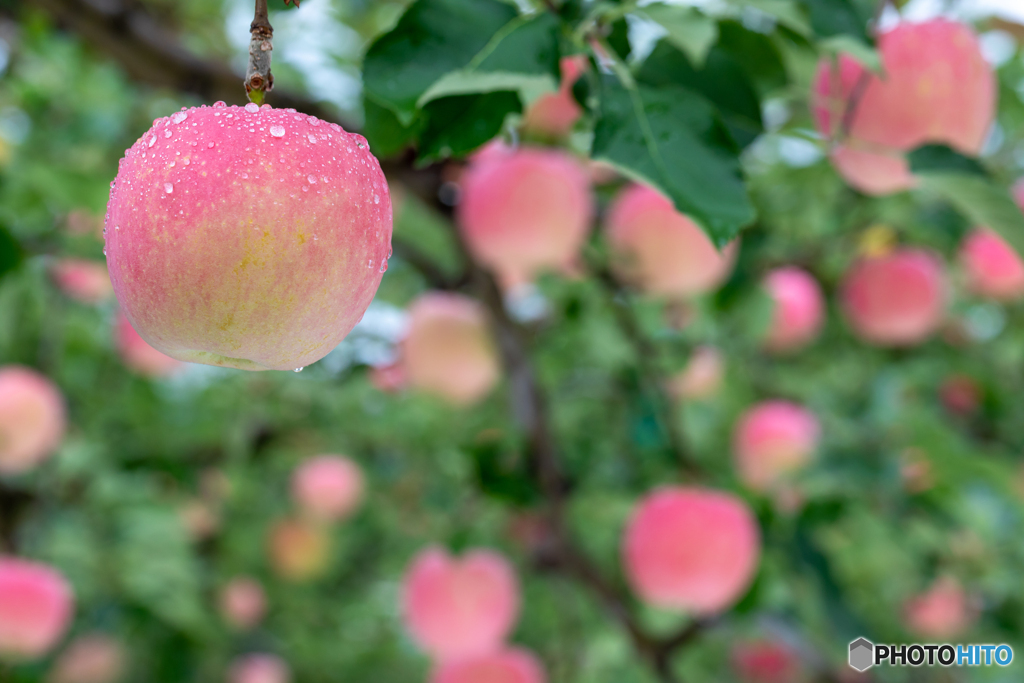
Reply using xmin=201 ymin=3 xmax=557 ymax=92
xmin=837 ymin=0 xmax=890 ymax=141
xmin=245 ymin=0 xmax=274 ymax=103
xmin=593 ymin=266 xmax=699 ymax=476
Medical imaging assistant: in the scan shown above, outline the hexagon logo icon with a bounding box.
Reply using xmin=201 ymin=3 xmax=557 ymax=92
xmin=849 ymin=638 xmax=874 ymax=672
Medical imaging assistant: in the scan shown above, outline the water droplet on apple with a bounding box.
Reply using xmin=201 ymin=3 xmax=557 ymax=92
xmin=245 ymin=103 xmax=260 ymax=114
xmin=171 ymin=111 xmax=188 ymax=124
xmin=164 ymin=183 xmax=174 ymax=194
xmin=270 ymin=126 xmax=286 ymax=138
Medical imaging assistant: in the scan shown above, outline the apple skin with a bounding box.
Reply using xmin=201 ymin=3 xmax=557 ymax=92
xmin=605 ymin=184 xmax=737 ymax=297
xmin=959 ymin=229 xmax=1024 ymax=301
xmin=840 ymin=249 xmax=947 ymax=346
xmin=0 ymin=365 xmax=66 ymax=475
xmin=812 ymin=19 xmax=994 ymax=195
xmin=0 ymin=558 xmax=74 ymax=660
xmin=401 ymin=547 xmax=520 ymax=661
xmin=104 ymin=103 xmax=392 ymax=371
xmin=431 ymin=648 xmax=546 ymax=683
xmin=48 ymin=634 xmax=126 ymax=683
xmin=622 ymin=486 xmax=760 ymax=614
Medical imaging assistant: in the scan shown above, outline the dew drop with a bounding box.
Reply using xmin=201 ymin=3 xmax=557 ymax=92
xmin=374 ymin=194 xmax=379 ymax=204
xmin=182 ymin=157 xmax=191 ymax=166
xmin=208 ymin=142 xmax=215 ymax=148
xmin=164 ymin=183 xmax=174 ymax=194
xmin=261 ymin=103 xmax=271 ymax=110
xmin=171 ymin=111 xmax=188 ymax=124
xmin=240 ymin=172 xmax=248 ymax=179
xmin=379 ymin=259 xmax=388 ymax=273
xmin=307 ymin=175 xmax=317 ymax=184
xmin=293 ymin=367 xmax=304 ymax=373
xmin=307 ymin=118 xmax=320 ymax=127
xmin=147 ymin=135 xmax=156 ymax=148
xmin=245 ymin=103 xmax=260 ymax=114
xmin=307 ymin=134 xmax=317 ymax=144
xmin=213 ymin=101 xmax=226 ymax=108
xmin=270 ymin=125 xmax=286 ymax=138
xmin=302 ymin=186 xmax=308 ymax=192
xmin=164 ymin=129 xmax=172 ymax=138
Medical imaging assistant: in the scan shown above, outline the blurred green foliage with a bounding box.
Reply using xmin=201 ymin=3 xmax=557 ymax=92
xmin=3 ymin=1 xmax=1024 ymax=682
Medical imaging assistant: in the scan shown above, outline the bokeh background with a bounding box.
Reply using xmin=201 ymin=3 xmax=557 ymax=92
xmin=4 ymin=0 xmax=1024 ymax=682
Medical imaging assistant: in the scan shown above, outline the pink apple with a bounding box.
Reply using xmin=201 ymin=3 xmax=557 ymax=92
xmin=903 ymin=577 xmax=974 ymax=639
xmin=228 ymin=654 xmax=290 ymax=683
xmin=431 ymin=648 xmax=546 ymax=683
xmin=605 ymin=184 xmax=736 ymax=297
xmin=402 ymin=292 xmax=500 ymax=406
xmin=762 ymin=267 xmax=824 ymax=353
xmin=958 ymin=229 xmax=1024 ymax=301
xmin=668 ymin=346 xmax=724 ymax=401
xmin=104 ymin=103 xmax=392 ymax=371
xmin=733 ymin=401 xmax=820 ymax=493
xmin=116 ymin=312 xmax=183 ymax=377
xmin=267 ymin=519 xmax=330 ymax=582
xmin=50 ymin=260 xmax=113 ymax=304
xmin=457 ymin=146 xmax=592 ymax=289
xmin=0 ymin=558 xmax=74 ymax=660
xmin=368 ymin=361 xmax=406 ymax=393
xmin=290 ymin=455 xmax=364 ymax=523
xmin=522 ymin=56 xmax=587 ymax=138
xmin=622 ymin=487 xmax=760 ymax=614
xmin=401 ymin=547 xmax=520 ymax=661
xmin=731 ymin=639 xmax=802 ymax=683
xmin=219 ymin=577 xmax=267 ymax=631
xmin=49 ymin=634 xmax=125 ymax=683
xmin=840 ymin=249 xmax=947 ymax=346
xmin=0 ymin=366 xmax=66 ymax=475
xmin=812 ymin=19 xmax=994 ymax=195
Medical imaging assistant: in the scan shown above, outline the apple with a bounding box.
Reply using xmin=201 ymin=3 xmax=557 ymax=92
xmin=958 ymin=229 xmax=1024 ymax=301
xmin=0 ymin=366 xmax=66 ymax=475
xmin=401 ymin=547 xmax=519 ymax=660
xmin=290 ymin=455 xmax=364 ymax=523
xmin=431 ymin=648 xmax=545 ymax=683
xmin=605 ymin=184 xmax=736 ymax=297
xmin=50 ymin=260 xmax=113 ymax=304
xmin=733 ymin=401 xmax=820 ymax=493
xmin=104 ymin=103 xmax=392 ymax=371
xmin=622 ymin=487 xmax=760 ymax=614
xmin=48 ymin=634 xmax=125 ymax=683
xmin=0 ymin=558 xmax=74 ymax=660
xmin=762 ymin=267 xmax=824 ymax=353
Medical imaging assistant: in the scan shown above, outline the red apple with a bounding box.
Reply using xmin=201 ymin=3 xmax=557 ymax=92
xmin=50 ymin=260 xmax=113 ymax=304
xmin=0 ymin=558 xmax=74 ymax=660
xmin=48 ymin=634 xmax=125 ymax=683
xmin=668 ymin=346 xmax=724 ymax=401
xmin=522 ymin=55 xmax=587 ymax=138
xmin=401 ymin=547 xmax=520 ymax=661
xmin=290 ymin=455 xmax=364 ymax=523
xmin=219 ymin=577 xmax=267 ymax=631
xmin=733 ymin=401 xmax=820 ymax=493
xmin=402 ymin=292 xmax=500 ymax=406
xmin=840 ymin=249 xmax=947 ymax=346
xmin=104 ymin=103 xmax=392 ymax=371
xmin=431 ymin=648 xmax=545 ymax=683
xmin=904 ymin=577 xmax=974 ymax=639
xmin=605 ymin=184 xmax=736 ymax=297
xmin=812 ymin=19 xmax=994 ymax=195
xmin=0 ymin=366 xmax=66 ymax=475
xmin=228 ymin=654 xmax=290 ymax=683
xmin=457 ymin=145 xmax=592 ymax=289
xmin=267 ymin=519 xmax=330 ymax=582
xmin=762 ymin=267 xmax=824 ymax=353
xmin=958 ymin=229 xmax=1024 ymax=301
xmin=622 ymin=487 xmax=760 ymax=614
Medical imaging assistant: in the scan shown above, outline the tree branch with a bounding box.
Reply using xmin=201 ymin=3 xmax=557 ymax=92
xmin=245 ymin=0 xmax=274 ymax=104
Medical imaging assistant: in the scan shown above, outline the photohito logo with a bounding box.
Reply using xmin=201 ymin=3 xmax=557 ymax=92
xmin=849 ymin=638 xmax=1013 ymax=671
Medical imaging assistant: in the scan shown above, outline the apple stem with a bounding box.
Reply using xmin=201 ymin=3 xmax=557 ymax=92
xmin=245 ymin=0 xmax=274 ymax=103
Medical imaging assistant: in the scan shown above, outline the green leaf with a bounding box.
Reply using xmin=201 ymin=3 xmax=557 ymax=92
xmin=640 ymin=4 xmax=719 ymax=68
xmin=638 ymin=40 xmax=764 ymax=148
xmin=908 ymin=144 xmax=988 ymax=178
xmin=418 ymin=71 xmax=555 ymax=108
xmin=798 ymin=0 xmax=871 ymax=41
xmin=419 ymin=91 xmax=521 ymax=162
xmin=363 ymin=0 xmax=517 ymax=119
xmin=818 ymin=34 xmax=881 ymax=73
xmin=362 ymin=99 xmax=423 ymax=159
xmin=0 ymin=224 xmax=22 ymax=280
xmin=916 ymin=172 xmax=1024 ymax=257
xmin=726 ymin=0 xmax=812 ymax=36
xmin=592 ymin=77 xmax=755 ymax=246
xmin=716 ymin=20 xmax=789 ymax=95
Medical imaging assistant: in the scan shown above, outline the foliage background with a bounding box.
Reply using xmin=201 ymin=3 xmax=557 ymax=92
xmin=3 ymin=0 xmax=1024 ymax=681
